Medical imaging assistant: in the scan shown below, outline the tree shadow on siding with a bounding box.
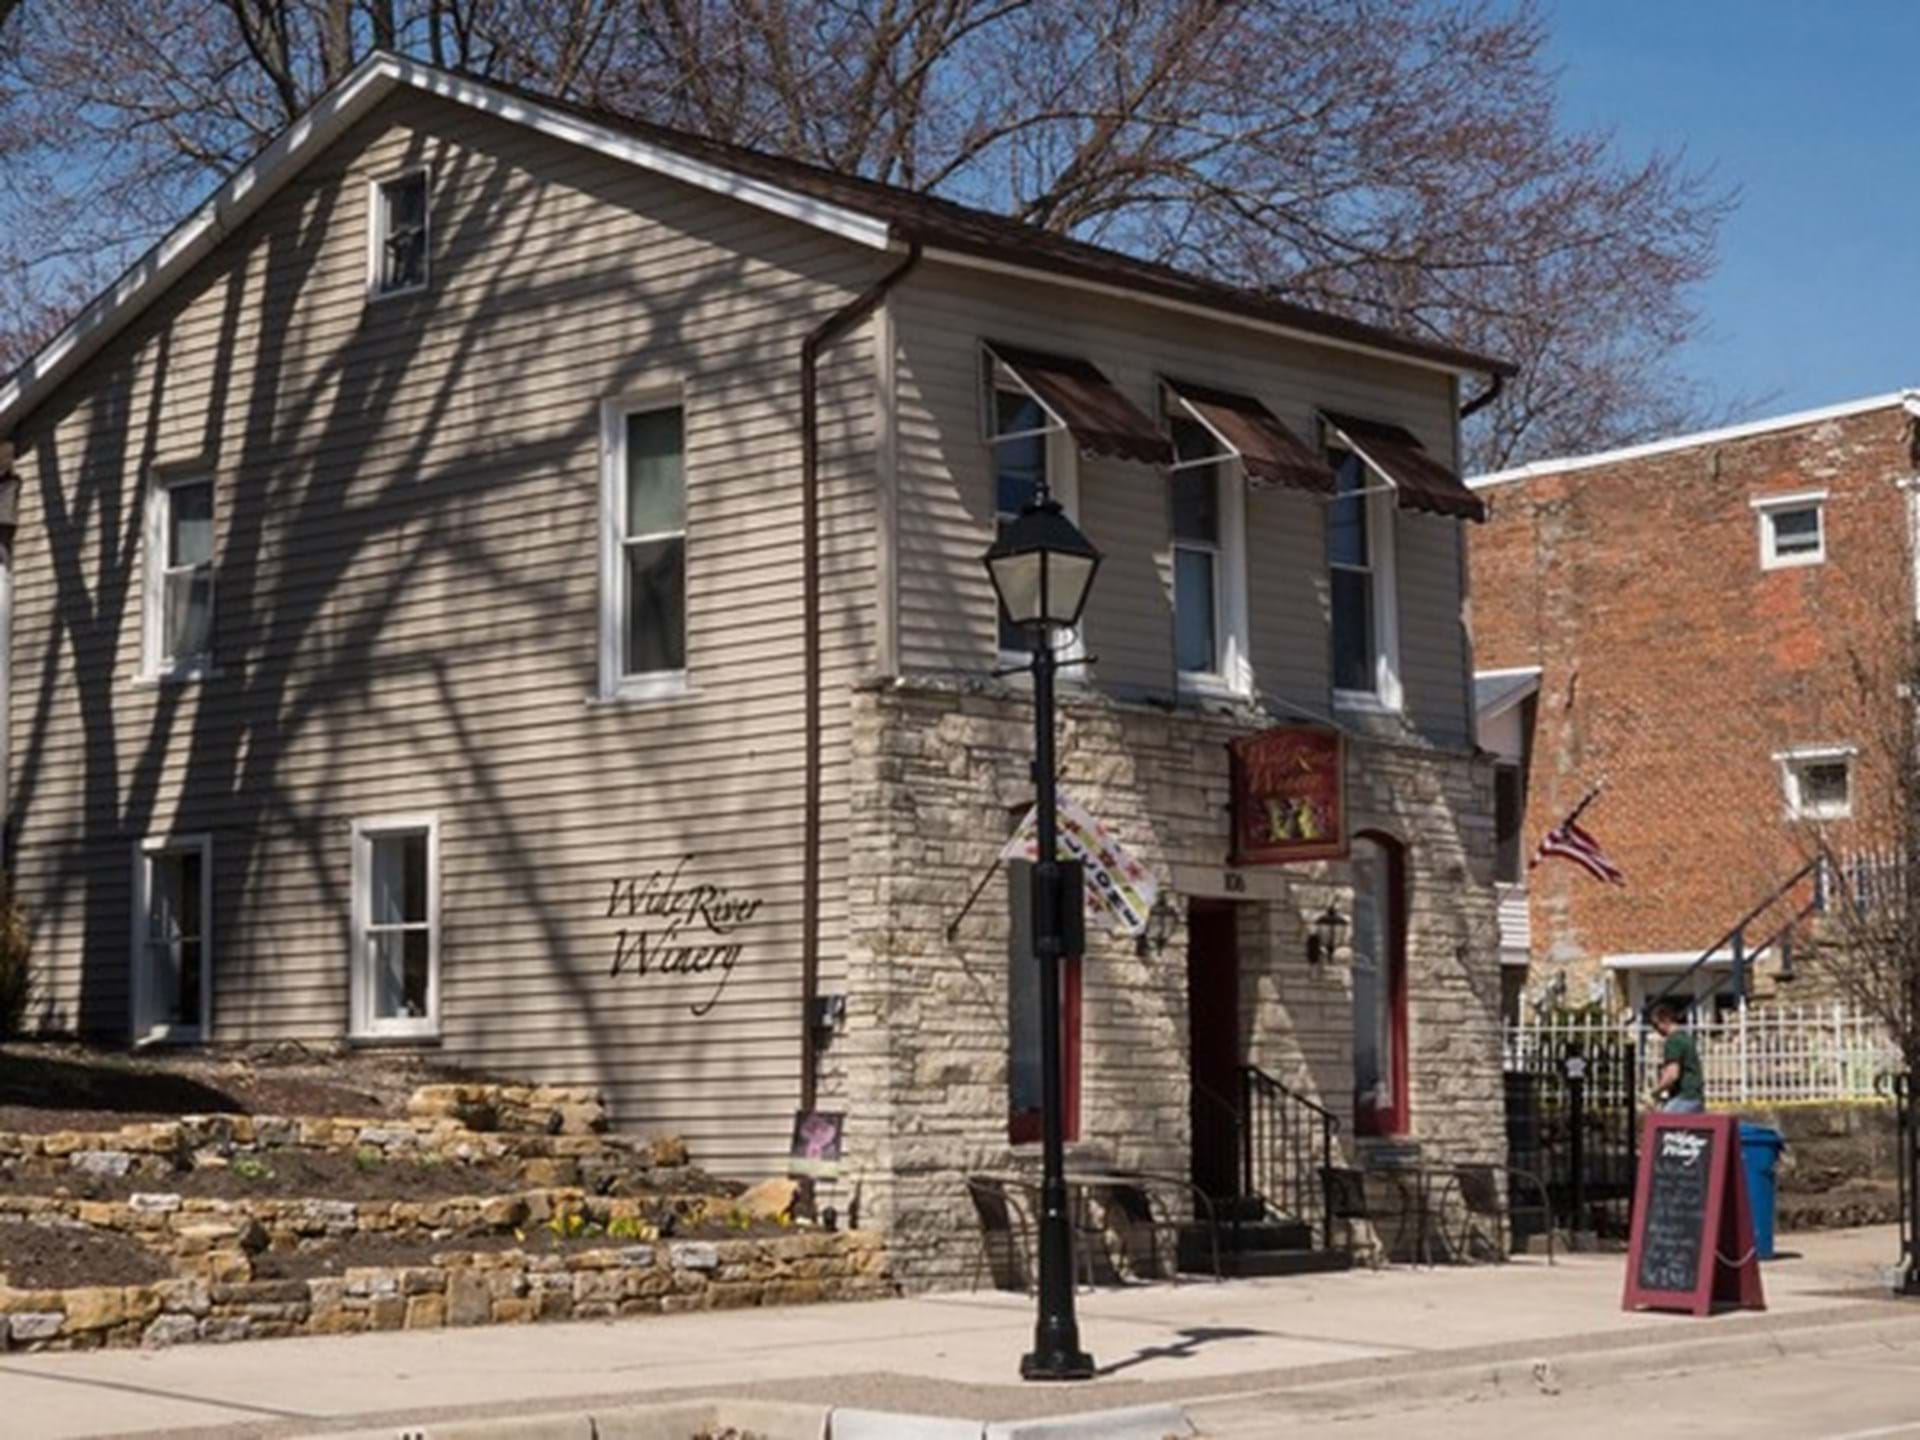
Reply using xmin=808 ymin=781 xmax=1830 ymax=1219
xmin=12 ymin=99 xmax=880 ymax=1142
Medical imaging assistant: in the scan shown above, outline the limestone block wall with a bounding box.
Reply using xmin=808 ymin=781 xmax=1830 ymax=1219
xmin=829 ymin=678 xmax=1506 ymax=1288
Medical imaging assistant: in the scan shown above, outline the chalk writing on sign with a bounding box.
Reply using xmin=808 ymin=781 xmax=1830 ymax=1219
xmin=1636 ymin=1124 xmax=1714 ymax=1295
xmin=604 ymin=856 xmax=764 ymax=1016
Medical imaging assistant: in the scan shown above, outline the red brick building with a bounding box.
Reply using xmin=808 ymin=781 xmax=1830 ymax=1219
xmin=1470 ymin=393 xmax=1920 ymax=1016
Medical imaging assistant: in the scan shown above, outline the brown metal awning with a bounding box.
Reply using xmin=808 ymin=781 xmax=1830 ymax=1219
xmin=1165 ymin=378 xmax=1334 ymax=494
xmin=985 ymin=341 xmax=1172 ymax=466
xmin=1322 ymin=411 xmax=1486 ymax=522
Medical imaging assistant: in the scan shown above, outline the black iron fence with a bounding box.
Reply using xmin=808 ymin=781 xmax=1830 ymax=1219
xmin=1504 ymin=1030 xmax=1639 ymax=1239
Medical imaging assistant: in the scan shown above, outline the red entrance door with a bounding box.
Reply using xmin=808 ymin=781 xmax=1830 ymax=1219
xmin=1188 ymin=900 xmax=1241 ymax=1200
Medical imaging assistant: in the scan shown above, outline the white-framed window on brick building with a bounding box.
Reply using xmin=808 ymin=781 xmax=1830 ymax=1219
xmin=1777 ymin=744 xmax=1854 ymax=821
xmin=143 ymin=472 xmax=215 ymax=680
xmin=368 ymin=169 xmax=430 ymax=298
xmin=350 ymin=816 xmax=440 ymax=1039
xmin=1753 ymin=490 xmax=1827 ymax=570
xmin=598 ymin=395 xmax=689 ymax=702
xmin=131 ymin=834 xmax=212 ymax=1044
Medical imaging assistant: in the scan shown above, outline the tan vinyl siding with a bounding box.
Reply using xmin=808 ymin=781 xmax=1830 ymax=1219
xmin=6 ymin=90 xmax=884 ymax=1176
xmin=889 ymin=262 xmax=1468 ymax=742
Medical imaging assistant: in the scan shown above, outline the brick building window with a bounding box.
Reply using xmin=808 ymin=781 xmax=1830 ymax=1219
xmin=1752 ymin=490 xmax=1827 ymax=570
xmin=1777 ymin=744 xmax=1854 ymax=820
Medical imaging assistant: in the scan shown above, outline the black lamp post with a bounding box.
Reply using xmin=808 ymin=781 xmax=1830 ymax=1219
xmin=984 ymin=490 xmax=1100 ymax=1382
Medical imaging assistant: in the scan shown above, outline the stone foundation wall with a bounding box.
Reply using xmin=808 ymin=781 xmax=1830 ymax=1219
xmin=830 ymin=678 xmax=1505 ymax=1288
xmin=0 ymin=1231 xmax=890 ymax=1351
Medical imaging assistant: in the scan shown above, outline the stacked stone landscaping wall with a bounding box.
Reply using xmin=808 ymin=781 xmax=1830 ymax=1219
xmin=0 ymin=1082 xmax=892 ymax=1351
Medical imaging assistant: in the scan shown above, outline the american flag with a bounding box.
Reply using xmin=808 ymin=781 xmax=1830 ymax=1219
xmin=1530 ymin=786 xmax=1625 ymax=886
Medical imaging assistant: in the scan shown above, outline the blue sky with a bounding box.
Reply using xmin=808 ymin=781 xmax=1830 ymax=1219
xmin=1546 ymin=0 xmax=1920 ymax=418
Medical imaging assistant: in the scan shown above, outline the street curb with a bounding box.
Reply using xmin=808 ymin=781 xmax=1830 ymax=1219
xmin=1183 ymin=1306 xmax=1920 ymax=1427
xmin=309 ymin=1398 xmax=832 ymax=1440
xmin=309 ymin=1398 xmax=1191 ymax=1440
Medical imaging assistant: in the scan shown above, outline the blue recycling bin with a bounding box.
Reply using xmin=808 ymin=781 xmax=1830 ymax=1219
xmin=1739 ymin=1123 xmax=1787 ymax=1260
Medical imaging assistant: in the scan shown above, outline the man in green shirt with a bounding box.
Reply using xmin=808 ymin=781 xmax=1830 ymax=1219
xmin=1651 ymin=1001 xmax=1707 ymax=1112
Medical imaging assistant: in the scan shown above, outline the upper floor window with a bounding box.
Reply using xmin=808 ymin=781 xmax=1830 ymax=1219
xmin=1753 ymin=490 xmax=1827 ymax=570
xmin=1494 ymin=763 xmax=1526 ymax=883
xmin=1170 ymin=418 xmax=1223 ymax=677
xmin=370 ymin=170 xmax=430 ymax=297
xmin=1328 ymin=448 xmax=1400 ymax=709
xmin=1777 ymin=743 xmax=1854 ymax=820
xmin=598 ymin=398 xmax=688 ymax=701
xmin=986 ymin=382 xmax=1080 ymax=659
xmin=145 ymin=474 xmax=214 ymax=678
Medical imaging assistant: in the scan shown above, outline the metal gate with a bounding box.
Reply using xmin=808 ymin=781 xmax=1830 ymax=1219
xmin=1504 ymin=1032 xmax=1639 ymax=1239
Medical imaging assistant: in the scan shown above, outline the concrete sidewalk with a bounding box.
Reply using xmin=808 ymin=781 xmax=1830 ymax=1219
xmin=2 ymin=1226 xmax=1914 ymax=1439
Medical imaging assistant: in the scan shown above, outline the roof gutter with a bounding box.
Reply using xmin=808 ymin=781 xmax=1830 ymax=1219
xmin=1458 ymin=370 xmax=1504 ymax=419
xmin=798 ymin=239 xmax=923 ymax=1114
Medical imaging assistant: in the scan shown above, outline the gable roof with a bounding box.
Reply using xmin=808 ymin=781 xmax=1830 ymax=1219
xmin=1474 ymin=666 xmax=1541 ymax=723
xmin=0 ymin=51 xmax=1510 ymax=437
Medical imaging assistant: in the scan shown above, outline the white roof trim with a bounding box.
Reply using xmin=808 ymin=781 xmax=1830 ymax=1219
xmin=1471 ymin=390 xmax=1920 ymax=491
xmin=1474 ymin=664 xmax=1542 ymax=724
xmin=0 ymin=52 xmax=891 ymax=436
xmin=1603 ymin=950 xmax=1731 ymax=972
xmin=1748 ymin=488 xmax=1830 ymax=511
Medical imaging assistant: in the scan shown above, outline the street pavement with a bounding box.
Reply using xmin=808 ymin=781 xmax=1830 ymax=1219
xmin=0 ymin=1225 xmax=1914 ymax=1438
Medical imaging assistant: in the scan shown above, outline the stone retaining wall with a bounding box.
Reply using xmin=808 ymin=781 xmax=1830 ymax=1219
xmin=0 ymin=1231 xmax=890 ymax=1351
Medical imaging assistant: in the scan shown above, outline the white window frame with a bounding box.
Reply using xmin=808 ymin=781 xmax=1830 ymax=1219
xmin=986 ymin=372 xmax=1082 ymax=669
xmin=367 ymin=167 xmax=432 ymax=300
xmin=350 ymin=814 xmax=442 ymax=1040
xmin=130 ymin=834 xmax=212 ymax=1045
xmin=1775 ymin=743 xmax=1855 ymax=821
xmin=1327 ymin=446 xmax=1402 ymax=713
xmin=596 ymin=391 xmax=691 ymax=704
xmin=142 ymin=471 xmax=215 ymax=682
xmin=1752 ymin=489 xmax=1827 ymax=571
xmin=1164 ymin=396 xmax=1251 ymax=698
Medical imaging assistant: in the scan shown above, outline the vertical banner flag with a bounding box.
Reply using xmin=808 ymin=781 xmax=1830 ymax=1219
xmin=1002 ymin=791 xmax=1159 ymax=937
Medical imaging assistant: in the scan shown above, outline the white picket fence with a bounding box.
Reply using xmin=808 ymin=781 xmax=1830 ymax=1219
xmin=1504 ymin=1003 xmax=1905 ymax=1104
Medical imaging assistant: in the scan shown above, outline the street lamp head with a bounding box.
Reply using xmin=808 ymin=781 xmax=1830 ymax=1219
xmin=984 ymin=496 xmax=1102 ymax=636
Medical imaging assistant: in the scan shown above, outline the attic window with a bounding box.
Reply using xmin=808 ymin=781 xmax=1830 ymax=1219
xmin=371 ymin=170 xmax=430 ymax=297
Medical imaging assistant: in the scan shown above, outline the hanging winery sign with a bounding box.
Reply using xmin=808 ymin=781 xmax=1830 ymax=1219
xmin=604 ymin=857 xmax=763 ymax=1016
xmin=1228 ymin=726 xmax=1347 ymax=864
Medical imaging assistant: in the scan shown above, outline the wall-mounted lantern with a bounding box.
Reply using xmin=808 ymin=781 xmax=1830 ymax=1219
xmin=1307 ymin=902 xmax=1347 ymax=969
xmin=1136 ymin=892 xmax=1179 ymax=957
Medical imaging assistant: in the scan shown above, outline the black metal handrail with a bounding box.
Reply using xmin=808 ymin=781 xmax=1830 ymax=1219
xmin=1239 ymin=1064 xmax=1339 ymax=1250
xmin=1649 ymin=855 xmax=1823 ymax=1012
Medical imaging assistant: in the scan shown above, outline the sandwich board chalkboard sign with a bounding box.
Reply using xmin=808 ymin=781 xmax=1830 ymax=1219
xmin=1622 ymin=1113 xmax=1765 ymax=1316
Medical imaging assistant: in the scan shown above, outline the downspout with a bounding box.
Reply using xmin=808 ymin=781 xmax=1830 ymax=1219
xmin=798 ymin=240 xmax=923 ymax=1113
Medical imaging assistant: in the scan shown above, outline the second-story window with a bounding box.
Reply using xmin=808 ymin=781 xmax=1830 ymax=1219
xmin=993 ymin=387 xmax=1053 ymax=655
xmin=371 ymin=170 xmax=430 ymax=297
xmin=1327 ymin=446 xmax=1402 ymax=708
xmin=1753 ymin=491 xmax=1827 ymax=570
xmin=1170 ymin=417 xmax=1222 ymax=677
xmin=598 ymin=402 xmax=688 ymax=699
xmin=146 ymin=474 xmax=214 ymax=677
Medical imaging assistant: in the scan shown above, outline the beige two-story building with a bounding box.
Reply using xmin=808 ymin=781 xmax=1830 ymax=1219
xmin=0 ymin=53 xmax=1512 ymax=1283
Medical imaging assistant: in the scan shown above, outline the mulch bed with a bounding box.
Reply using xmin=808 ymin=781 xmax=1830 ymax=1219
xmin=0 ymin=1218 xmax=172 ymax=1290
xmin=0 ymin=1041 xmax=509 ymax=1135
xmin=0 ymin=1149 xmax=525 ymax=1202
xmin=253 ymin=1220 xmax=802 ymax=1281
